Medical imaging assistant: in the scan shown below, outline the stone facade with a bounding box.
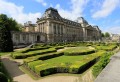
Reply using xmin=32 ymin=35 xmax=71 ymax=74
xmin=110 ymin=34 xmax=120 ymax=42
xmin=12 ymin=7 xmax=101 ymax=45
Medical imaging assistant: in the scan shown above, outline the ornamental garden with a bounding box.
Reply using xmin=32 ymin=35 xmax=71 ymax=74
xmin=10 ymin=42 xmax=119 ymax=77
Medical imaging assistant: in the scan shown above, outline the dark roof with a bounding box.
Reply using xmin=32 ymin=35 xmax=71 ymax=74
xmin=45 ymin=7 xmax=58 ymax=12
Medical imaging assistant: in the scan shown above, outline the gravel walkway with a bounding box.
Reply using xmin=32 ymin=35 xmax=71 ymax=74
xmin=95 ymin=51 xmax=120 ymax=82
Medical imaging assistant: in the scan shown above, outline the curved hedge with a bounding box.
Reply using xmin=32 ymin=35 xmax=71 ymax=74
xmin=26 ymin=51 xmax=105 ymax=77
xmin=12 ymin=48 xmax=57 ymax=59
xmin=23 ymin=52 xmax=64 ymax=64
xmin=64 ymin=47 xmax=95 ymax=56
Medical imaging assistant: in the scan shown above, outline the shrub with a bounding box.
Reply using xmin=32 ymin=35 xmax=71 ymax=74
xmin=0 ymin=72 xmax=8 ymax=82
xmin=64 ymin=49 xmax=95 ymax=56
xmin=28 ymin=60 xmax=43 ymax=71
xmin=92 ymin=52 xmax=113 ymax=77
xmin=40 ymin=67 xmax=57 ymax=77
xmin=33 ymin=51 xmax=105 ymax=77
xmin=12 ymin=48 xmax=57 ymax=59
xmin=23 ymin=52 xmax=64 ymax=64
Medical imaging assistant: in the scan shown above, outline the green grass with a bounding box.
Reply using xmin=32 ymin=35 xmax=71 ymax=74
xmin=43 ymin=55 xmax=86 ymax=64
xmin=64 ymin=47 xmax=89 ymax=52
xmin=95 ymin=44 xmax=117 ymax=51
xmin=12 ymin=48 xmax=57 ymax=59
xmin=27 ymin=55 xmax=86 ymax=71
xmin=0 ymin=52 xmax=12 ymax=56
xmin=64 ymin=47 xmax=95 ymax=55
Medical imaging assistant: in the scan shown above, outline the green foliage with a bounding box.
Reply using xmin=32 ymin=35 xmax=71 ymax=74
xmin=95 ymin=44 xmax=117 ymax=51
xmin=0 ymin=14 xmax=21 ymax=31
xmin=24 ymin=52 xmax=64 ymax=64
xmin=64 ymin=47 xmax=95 ymax=56
xmin=104 ymin=32 xmax=110 ymax=37
xmin=0 ymin=24 xmax=13 ymax=52
xmin=26 ymin=51 xmax=105 ymax=76
xmin=101 ymin=33 xmax=105 ymax=37
xmin=12 ymin=48 xmax=57 ymax=59
xmin=92 ymin=52 xmax=113 ymax=77
xmin=0 ymin=72 xmax=8 ymax=82
xmin=0 ymin=61 xmax=9 ymax=82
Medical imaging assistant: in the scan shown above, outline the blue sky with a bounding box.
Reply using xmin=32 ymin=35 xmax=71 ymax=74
xmin=0 ymin=0 xmax=120 ymax=34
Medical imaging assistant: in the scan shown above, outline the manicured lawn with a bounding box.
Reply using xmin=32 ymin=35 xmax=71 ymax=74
xmin=63 ymin=47 xmax=95 ymax=55
xmin=43 ymin=55 xmax=86 ymax=64
xmin=64 ymin=47 xmax=90 ymax=53
xmin=0 ymin=52 xmax=12 ymax=56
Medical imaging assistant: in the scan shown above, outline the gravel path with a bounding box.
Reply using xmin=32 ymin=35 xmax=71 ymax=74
xmin=95 ymin=51 xmax=120 ymax=82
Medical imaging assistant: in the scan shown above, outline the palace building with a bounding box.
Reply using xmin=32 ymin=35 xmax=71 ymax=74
xmin=12 ymin=7 xmax=102 ymax=45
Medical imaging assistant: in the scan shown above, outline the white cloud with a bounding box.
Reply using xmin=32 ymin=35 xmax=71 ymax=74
xmin=55 ymin=0 xmax=89 ymax=20
xmin=0 ymin=0 xmax=41 ymax=24
xmin=104 ymin=26 xmax=120 ymax=34
xmin=92 ymin=0 xmax=120 ymax=18
xmin=35 ymin=0 xmax=47 ymax=7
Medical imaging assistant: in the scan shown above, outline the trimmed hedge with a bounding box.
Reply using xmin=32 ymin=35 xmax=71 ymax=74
xmin=0 ymin=72 xmax=8 ymax=82
xmin=64 ymin=48 xmax=95 ymax=56
xmin=12 ymin=48 xmax=57 ymax=59
xmin=24 ymin=52 xmax=64 ymax=64
xmin=17 ymin=47 xmax=50 ymax=53
xmin=28 ymin=60 xmax=43 ymax=71
xmin=33 ymin=51 xmax=105 ymax=76
xmin=95 ymin=45 xmax=117 ymax=51
xmin=92 ymin=52 xmax=114 ymax=77
xmin=54 ymin=46 xmax=64 ymax=50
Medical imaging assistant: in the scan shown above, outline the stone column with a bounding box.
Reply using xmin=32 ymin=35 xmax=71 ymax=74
xmin=60 ymin=24 xmax=61 ymax=34
xmin=56 ymin=24 xmax=58 ymax=34
xmin=20 ymin=34 xmax=23 ymax=43
xmin=86 ymin=29 xmax=88 ymax=40
xmin=40 ymin=24 xmax=41 ymax=32
xmin=51 ymin=23 xmax=54 ymax=34
xmin=83 ymin=28 xmax=86 ymax=41
xmin=43 ymin=23 xmax=44 ymax=33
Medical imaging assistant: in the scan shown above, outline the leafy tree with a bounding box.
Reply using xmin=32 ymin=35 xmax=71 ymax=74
xmin=104 ymin=32 xmax=110 ymax=37
xmin=0 ymin=14 xmax=21 ymax=31
xmin=101 ymin=33 xmax=105 ymax=37
xmin=8 ymin=18 xmax=21 ymax=31
xmin=0 ymin=14 xmax=13 ymax=52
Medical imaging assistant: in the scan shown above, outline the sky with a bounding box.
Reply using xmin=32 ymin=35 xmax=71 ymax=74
xmin=0 ymin=0 xmax=120 ymax=34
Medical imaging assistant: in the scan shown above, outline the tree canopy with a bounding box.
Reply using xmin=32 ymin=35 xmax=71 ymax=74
xmin=104 ymin=32 xmax=110 ymax=37
xmin=101 ymin=32 xmax=110 ymax=37
xmin=0 ymin=14 xmax=22 ymax=31
xmin=0 ymin=14 xmax=13 ymax=52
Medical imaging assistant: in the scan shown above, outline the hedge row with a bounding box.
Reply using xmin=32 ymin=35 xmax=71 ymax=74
xmin=0 ymin=61 xmax=8 ymax=82
xmin=36 ymin=51 xmax=105 ymax=76
xmin=12 ymin=48 xmax=57 ymax=59
xmin=92 ymin=52 xmax=114 ymax=77
xmin=27 ymin=51 xmax=105 ymax=77
xmin=95 ymin=45 xmax=117 ymax=51
xmin=24 ymin=52 xmax=64 ymax=64
xmin=17 ymin=46 xmax=50 ymax=53
xmin=64 ymin=49 xmax=95 ymax=56
xmin=54 ymin=46 xmax=64 ymax=50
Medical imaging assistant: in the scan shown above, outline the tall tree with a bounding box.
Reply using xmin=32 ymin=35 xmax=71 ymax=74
xmin=105 ymin=32 xmax=110 ymax=37
xmin=8 ymin=18 xmax=22 ymax=31
xmin=0 ymin=14 xmax=21 ymax=31
xmin=101 ymin=33 xmax=105 ymax=37
xmin=0 ymin=14 xmax=13 ymax=52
